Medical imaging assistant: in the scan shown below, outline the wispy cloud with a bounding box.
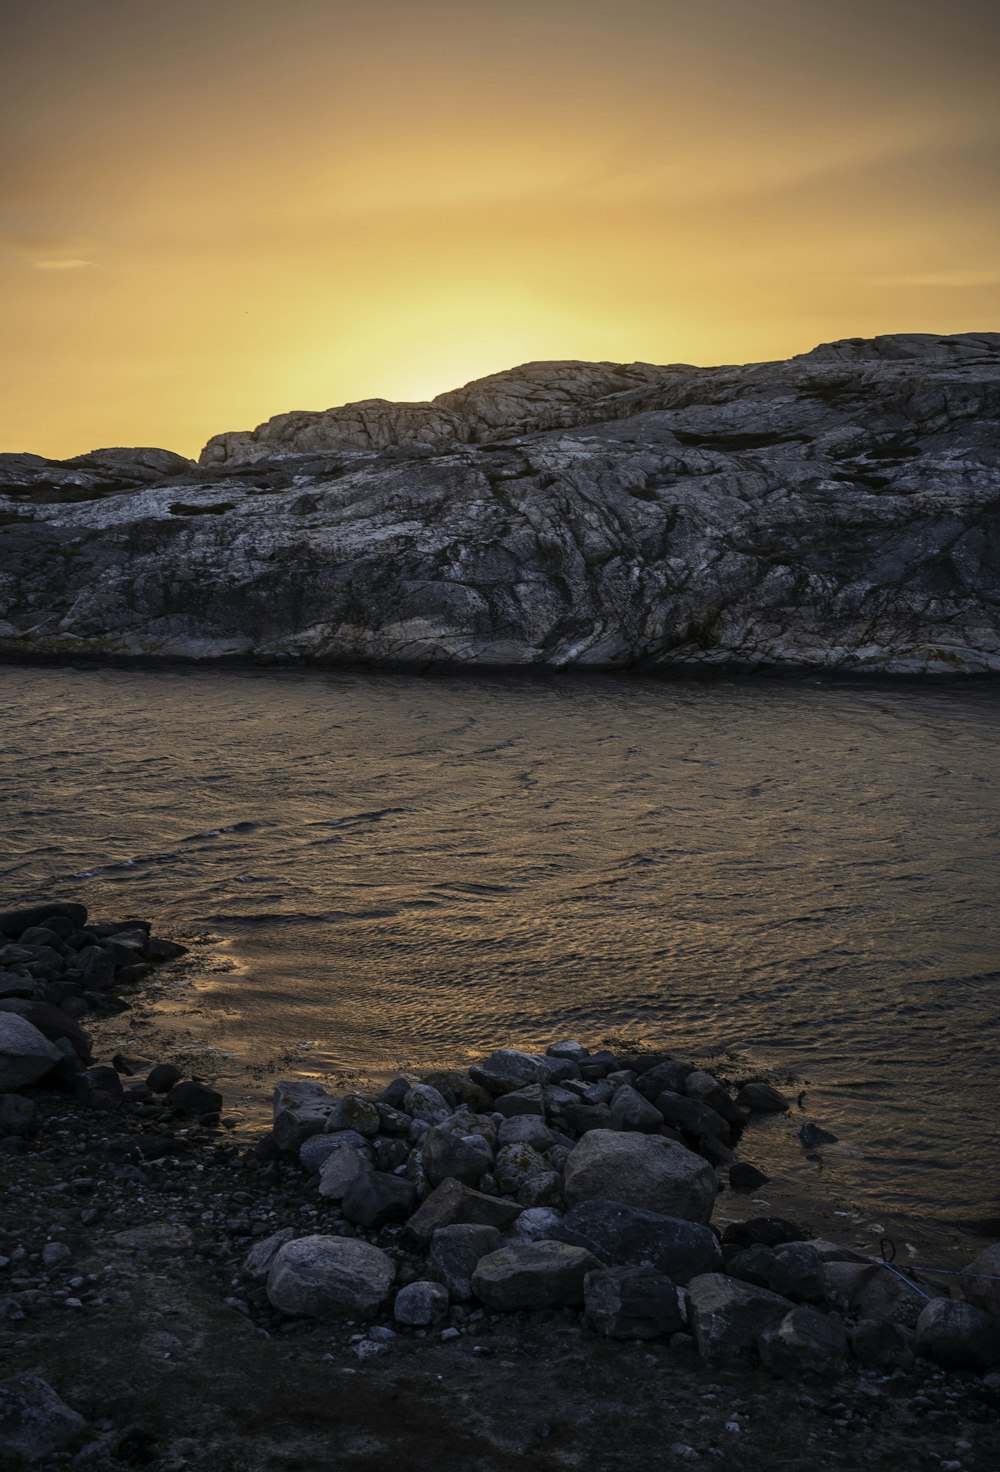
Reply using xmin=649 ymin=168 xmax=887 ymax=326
xmin=33 ymin=258 xmax=94 ymax=270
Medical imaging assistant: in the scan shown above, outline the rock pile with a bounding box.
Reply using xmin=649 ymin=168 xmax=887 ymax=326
xmin=252 ymin=1042 xmax=1000 ymax=1378
xmin=0 ymin=900 xmax=224 ymax=1141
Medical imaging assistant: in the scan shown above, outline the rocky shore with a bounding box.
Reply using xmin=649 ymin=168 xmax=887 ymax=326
xmin=2 ymin=334 xmax=1000 ymax=674
xmin=2 ymin=901 xmax=999 ymax=1471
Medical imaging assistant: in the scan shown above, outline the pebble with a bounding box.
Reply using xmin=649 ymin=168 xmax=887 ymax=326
xmin=440 ymin=1326 xmax=461 ymax=1342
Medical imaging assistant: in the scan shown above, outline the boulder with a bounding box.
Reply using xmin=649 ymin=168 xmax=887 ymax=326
xmin=300 ymin=1129 xmax=366 ymax=1173
xmin=821 ymin=1261 xmax=929 ymax=1330
xmin=0 ymin=1374 xmax=86 ymax=1463
xmin=654 ymin=1090 xmax=730 ymax=1144
xmin=493 ymin=1141 xmax=551 ymax=1196
xmin=729 ymin=1162 xmax=771 ymax=1191
xmin=958 ymin=1243 xmax=1000 ymax=1318
xmin=915 ymin=1297 xmax=1000 ymax=1371
xmin=684 ymin=1069 xmax=745 ymax=1126
xmin=267 ymin=1235 xmax=395 ymax=1318
xmin=686 ymin=1273 xmax=794 ymax=1358
xmin=497 ymin=1115 xmax=558 ymax=1151
xmin=402 ymin=1083 xmax=452 ymax=1124
xmin=511 ymin=1207 xmax=565 ymax=1242
xmin=584 ymin=1265 xmax=686 ymax=1339
xmin=393 ymin=1280 xmax=450 ymax=1327
xmin=428 ymin=1223 xmax=503 ymax=1301
xmin=493 ymin=1084 xmax=545 ymax=1118
xmin=405 ymin=1178 xmax=523 ymax=1243
xmin=471 ymin=1241 xmax=600 ymax=1311
xmin=553 ymin=1199 xmax=722 ymax=1283
xmin=0 ymin=1013 xmax=62 ymax=1091
xmin=146 ymin=1062 xmax=183 ymax=1093
xmin=609 ymin=1084 xmax=663 ymax=1132
xmin=166 ymin=1080 xmax=223 ymax=1115
xmin=317 ymin=1145 xmax=373 ymax=1201
xmin=341 ymin=1170 xmax=416 ymax=1228
xmin=735 ymin=1082 xmax=789 ymax=1113
xmin=422 ymin=1121 xmax=494 ymax=1187
xmin=0 ymin=903 xmax=87 ymax=939
xmin=722 ymin=1217 xmax=807 ymax=1251
xmin=563 ymin=1131 xmax=716 ymax=1224
xmin=758 ymin=1305 xmax=848 ymax=1375
xmin=850 ymin=1318 xmax=915 ymax=1370
xmin=324 ymin=1094 xmax=381 ymax=1137
xmin=769 ymin=1242 xmax=825 ymax=1303
xmin=273 ymin=1104 xmax=336 ymax=1154
xmin=546 ymin=1040 xmax=589 ymax=1062
xmin=634 ymin=1060 xmax=696 ymax=1101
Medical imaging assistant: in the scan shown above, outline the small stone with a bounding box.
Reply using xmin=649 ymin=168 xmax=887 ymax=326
xmin=112 ymin=1222 xmax=192 ymax=1253
xmin=394 ymin=1280 xmax=450 ymax=1327
xmin=145 ymin=1063 xmax=183 ymax=1093
xmin=440 ymin=1326 xmax=461 ymax=1342
xmin=798 ymin=1121 xmax=838 ymax=1148
xmin=41 ymin=1242 xmax=72 ymax=1268
xmin=728 ymin=1162 xmax=770 ymax=1191
xmin=166 ymin=1080 xmax=223 ymax=1116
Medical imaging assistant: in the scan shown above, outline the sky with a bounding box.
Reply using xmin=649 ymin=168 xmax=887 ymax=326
xmin=2 ymin=0 xmax=998 ymax=459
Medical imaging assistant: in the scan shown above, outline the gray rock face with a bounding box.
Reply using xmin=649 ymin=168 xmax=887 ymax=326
xmin=471 ymin=1240 xmax=600 ymax=1310
xmin=563 ymin=1130 xmax=717 ymax=1224
xmin=0 ymin=1013 xmax=63 ymax=1092
xmin=0 ymin=1374 xmax=86 ymax=1463
xmin=405 ymin=1178 xmax=523 ymax=1243
xmin=3 ymin=336 xmax=1000 ymax=674
xmin=686 ymin=1273 xmax=794 ymax=1358
xmin=267 ymin=1234 xmax=395 ymax=1318
xmin=553 ymin=1199 xmax=722 ymax=1283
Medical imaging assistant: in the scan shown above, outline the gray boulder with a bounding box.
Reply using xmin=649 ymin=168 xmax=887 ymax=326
xmin=341 ymin=1170 xmax=416 ymax=1228
xmin=770 ymin=1242 xmax=825 ymax=1303
xmin=553 ymin=1199 xmax=721 ymax=1283
xmin=850 ymin=1318 xmax=916 ymax=1370
xmin=0 ymin=1013 xmax=62 ymax=1091
xmin=654 ymin=1090 xmax=730 ymax=1144
xmin=394 ymin=1280 xmax=450 ymax=1327
xmin=584 ymin=1265 xmax=686 ymax=1339
xmin=497 ymin=1115 xmax=558 ymax=1151
xmin=915 ymin=1297 xmax=1000 ymax=1371
xmin=324 ymin=1094 xmax=381 ymax=1137
xmin=0 ymin=1374 xmax=86 ymax=1463
xmin=686 ymin=1273 xmax=794 ymax=1358
xmin=684 ymin=1069 xmax=744 ymax=1126
xmin=471 ymin=1240 xmax=600 ymax=1310
xmin=735 ymin=1081 xmax=789 ymax=1113
xmin=0 ymin=1093 xmax=36 ymax=1136
xmin=511 ymin=1207 xmax=565 ymax=1242
xmin=405 ymin=1177 xmax=523 ymax=1244
xmin=422 ymin=1121 xmax=494 ymax=1187
xmin=317 ymin=1145 xmax=372 ymax=1201
xmin=402 ymin=1083 xmax=452 ymax=1124
xmin=758 ymin=1305 xmax=848 ymax=1375
xmin=609 ymin=1084 xmax=663 ymax=1132
xmin=267 ymin=1235 xmax=395 ymax=1318
xmin=428 ymin=1223 xmax=503 ymax=1301
xmin=299 ymin=1129 xmax=366 ymax=1173
xmin=563 ymin=1130 xmax=716 ymax=1224
xmin=821 ymin=1260 xmax=929 ymax=1330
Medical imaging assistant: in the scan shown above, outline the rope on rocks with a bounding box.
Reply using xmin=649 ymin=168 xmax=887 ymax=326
xmin=874 ymin=1236 xmax=1000 ymax=1295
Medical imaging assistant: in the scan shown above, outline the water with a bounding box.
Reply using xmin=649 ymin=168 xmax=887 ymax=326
xmin=2 ymin=663 xmax=999 ymax=1240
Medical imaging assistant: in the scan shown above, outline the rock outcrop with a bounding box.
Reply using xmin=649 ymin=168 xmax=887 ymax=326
xmin=2 ymin=333 xmax=999 ymax=673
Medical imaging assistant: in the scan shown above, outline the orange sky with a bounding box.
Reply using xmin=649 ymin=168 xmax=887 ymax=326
xmin=2 ymin=0 xmax=998 ymax=460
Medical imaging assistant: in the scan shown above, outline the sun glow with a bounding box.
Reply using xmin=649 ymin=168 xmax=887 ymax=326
xmin=2 ymin=0 xmax=997 ymax=459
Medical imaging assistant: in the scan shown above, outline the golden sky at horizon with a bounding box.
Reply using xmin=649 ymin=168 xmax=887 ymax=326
xmin=2 ymin=0 xmax=998 ymax=460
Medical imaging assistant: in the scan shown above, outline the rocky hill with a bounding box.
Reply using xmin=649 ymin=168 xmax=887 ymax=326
xmin=1 ymin=333 xmax=999 ymax=673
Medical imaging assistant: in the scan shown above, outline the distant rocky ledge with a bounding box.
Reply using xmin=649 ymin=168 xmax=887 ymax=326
xmin=2 ymin=333 xmax=999 ymax=674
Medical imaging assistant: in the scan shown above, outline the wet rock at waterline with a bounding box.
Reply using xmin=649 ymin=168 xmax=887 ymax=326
xmin=4 ymin=336 xmax=1000 ymax=674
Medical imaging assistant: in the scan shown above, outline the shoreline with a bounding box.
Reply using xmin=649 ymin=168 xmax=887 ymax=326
xmin=2 ymin=903 xmax=999 ymax=1469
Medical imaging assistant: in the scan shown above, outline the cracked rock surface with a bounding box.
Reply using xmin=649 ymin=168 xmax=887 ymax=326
xmin=2 ymin=333 xmax=999 ymax=673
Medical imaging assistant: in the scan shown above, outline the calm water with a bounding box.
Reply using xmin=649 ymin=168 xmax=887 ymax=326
xmin=2 ymin=664 xmax=999 ymax=1237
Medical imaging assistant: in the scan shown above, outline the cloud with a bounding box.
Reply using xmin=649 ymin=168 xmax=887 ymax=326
xmin=33 ymin=258 xmax=93 ymax=270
